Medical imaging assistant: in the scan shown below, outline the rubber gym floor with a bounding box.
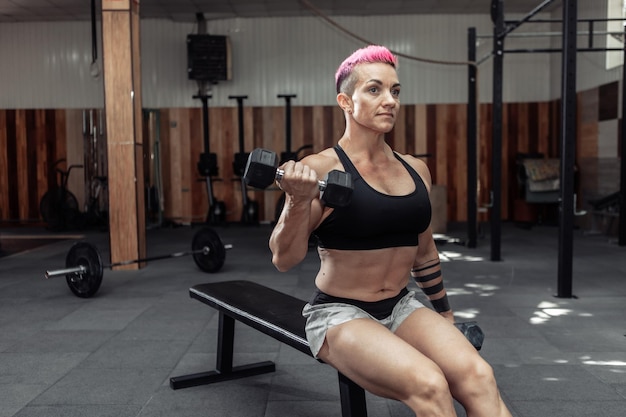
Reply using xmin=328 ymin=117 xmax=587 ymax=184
xmin=0 ymin=221 xmax=624 ymax=417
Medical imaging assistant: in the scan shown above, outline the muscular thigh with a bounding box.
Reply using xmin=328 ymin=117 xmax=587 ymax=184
xmin=394 ymin=307 xmax=487 ymax=391
xmin=318 ymin=317 xmax=445 ymax=401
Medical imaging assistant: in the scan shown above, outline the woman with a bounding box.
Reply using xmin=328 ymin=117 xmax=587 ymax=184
xmin=269 ymin=45 xmax=512 ymax=417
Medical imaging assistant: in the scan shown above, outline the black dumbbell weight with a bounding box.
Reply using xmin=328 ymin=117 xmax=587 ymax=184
xmin=454 ymin=321 xmax=485 ymax=350
xmin=244 ymin=148 xmax=353 ymax=208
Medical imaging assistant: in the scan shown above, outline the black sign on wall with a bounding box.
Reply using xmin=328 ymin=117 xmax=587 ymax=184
xmin=187 ymin=35 xmax=232 ymax=82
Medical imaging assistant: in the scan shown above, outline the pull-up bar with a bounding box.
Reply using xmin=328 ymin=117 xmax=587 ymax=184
xmin=495 ymin=0 xmax=557 ymax=39
xmin=469 ymin=0 xmax=625 ymax=299
xmin=477 ymin=30 xmax=626 ymax=39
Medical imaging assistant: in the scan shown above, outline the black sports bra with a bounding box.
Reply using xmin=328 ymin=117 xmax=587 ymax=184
xmin=313 ymin=145 xmax=431 ymax=250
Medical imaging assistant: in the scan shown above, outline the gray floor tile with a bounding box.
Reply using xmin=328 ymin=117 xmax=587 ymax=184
xmin=0 ymin=222 xmax=625 ymax=417
xmin=12 ymin=405 xmax=141 ymax=417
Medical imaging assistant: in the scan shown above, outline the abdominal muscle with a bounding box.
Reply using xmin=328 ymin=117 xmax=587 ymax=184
xmin=314 ymin=245 xmax=418 ymax=302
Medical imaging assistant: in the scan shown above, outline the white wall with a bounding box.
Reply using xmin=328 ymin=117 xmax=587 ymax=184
xmin=0 ymin=2 xmax=619 ymax=109
xmin=549 ymin=0 xmax=623 ymax=97
xmin=0 ymin=21 xmax=104 ymax=108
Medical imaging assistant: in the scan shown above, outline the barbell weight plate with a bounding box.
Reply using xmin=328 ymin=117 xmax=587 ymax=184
xmin=65 ymin=241 xmax=103 ymax=298
xmin=192 ymin=227 xmax=226 ymax=273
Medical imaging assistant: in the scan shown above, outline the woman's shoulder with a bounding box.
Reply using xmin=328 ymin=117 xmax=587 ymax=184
xmin=300 ymin=147 xmax=344 ymax=173
xmin=396 ymin=152 xmax=432 ymax=189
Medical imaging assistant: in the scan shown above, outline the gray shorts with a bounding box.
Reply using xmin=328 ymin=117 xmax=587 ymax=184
xmin=302 ymin=290 xmax=425 ymax=358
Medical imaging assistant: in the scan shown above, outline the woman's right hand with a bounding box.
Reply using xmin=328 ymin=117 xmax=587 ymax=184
xmin=277 ymin=160 xmax=321 ymax=205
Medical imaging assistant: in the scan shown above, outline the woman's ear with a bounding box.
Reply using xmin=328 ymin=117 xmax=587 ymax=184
xmin=337 ymin=92 xmax=352 ymax=113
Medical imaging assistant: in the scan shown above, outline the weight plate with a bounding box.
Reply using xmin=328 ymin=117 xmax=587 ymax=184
xmin=65 ymin=241 xmax=103 ymax=298
xmin=192 ymin=227 xmax=226 ymax=273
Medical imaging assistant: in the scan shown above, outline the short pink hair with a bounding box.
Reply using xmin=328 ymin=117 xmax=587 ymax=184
xmin=335 ymin=45 xmax=398 ymax=94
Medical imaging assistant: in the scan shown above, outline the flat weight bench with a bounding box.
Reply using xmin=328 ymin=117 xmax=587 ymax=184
xmin=169 ymin=280 xmax=368 ymax=417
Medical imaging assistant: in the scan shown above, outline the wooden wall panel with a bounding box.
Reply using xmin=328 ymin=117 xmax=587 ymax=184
xmin=34 ymin=111 xmax=48 ymax=215
xmin=435 ymin=105 xmax=450 ymax=190
xmin=0 ymin=101 xmax=541 ymax=225
xmin=26 ymin=110 xmax=41 ymax=220
xmin=598 ymin=81 xmax=618 ymax=121
xmin=311 ymin=106 xmax=325 ymax=152
xmin=452 ymin=105 xmax=468 ymax=221
xmin=0 ymin=83 xmax=615 ymax=228
xmin=178 ymin=107 xmax=192 ymax=223
xmin=478 ymin=103 xmax=492 ymax=217
xmin=414 ymin=105 xmax=428 ymax=158
xmin=537 ymin=102 xmax=552 ymax=157
xmin=188 ymin=107 xmax=204 ymax=223
xmin=158 ymin=110 xmax=173 ymax=221
xmin=578 ymin=123 xmax=598 ymax=158
xmin=15 ymin=110 xmax=28 ymax=220
xmin=65 ymin=109 xmax=85 ymax=209
xmin=0 ymin=111 xmax=8 ymax=219
xmin=0 ymin=108 xmax=87 ymax=224
xmin=162 ymin=108 xmax=183 ymax=222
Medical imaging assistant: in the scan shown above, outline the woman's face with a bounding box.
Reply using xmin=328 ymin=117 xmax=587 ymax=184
xmin=349 ymin=62 xmax=400 ymax=133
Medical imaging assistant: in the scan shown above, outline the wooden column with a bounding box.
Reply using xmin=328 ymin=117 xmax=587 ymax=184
xmin=101 ymin=0 xmax=146 ymax=269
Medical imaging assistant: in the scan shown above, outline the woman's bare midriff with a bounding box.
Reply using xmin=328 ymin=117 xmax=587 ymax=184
xmin=314 ymin=245 xmax=419 ymax=302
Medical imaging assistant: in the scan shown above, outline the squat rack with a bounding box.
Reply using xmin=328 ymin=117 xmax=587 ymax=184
xmin=467 ymin=0 xmax=626 ymax=298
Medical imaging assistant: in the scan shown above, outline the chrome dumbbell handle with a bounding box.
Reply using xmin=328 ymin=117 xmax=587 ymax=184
xmin=275 ymin=168 xmax=328 ymax=191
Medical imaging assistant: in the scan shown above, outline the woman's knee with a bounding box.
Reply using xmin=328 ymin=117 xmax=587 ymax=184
xmin=454 ymin=356 xmax=498 ymax=398
xmin=470 ymin=358 xmax=497 ymax=387
xmin=405 ymin=367 xmax=452 ymax=404
xmin=401 ymin=368 xmax=456 ymax=416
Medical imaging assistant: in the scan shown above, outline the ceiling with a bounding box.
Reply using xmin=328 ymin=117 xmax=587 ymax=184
xmin=0 ymin=0 xmax=561 ymax=23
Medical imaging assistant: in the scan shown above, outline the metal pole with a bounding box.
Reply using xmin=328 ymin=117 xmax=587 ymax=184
xmin=229 ymin=95 xmax=248 ymax=154
xmin=467 ymin=27 xmax=478 ymax=248
xmin=500 ymin=0 xmax=558 ymax=38
xmin=491 ymin=0 xmax=504 ymax=261
xmin=617 ymin=26 xmax=626 ymax=246
xmin=556 ymin=0 xmax=578 ymax=298
xmin=45 ymin=265 xmax=87 ymax=279
xmin=277 ymin=94 xmax=297 ymax=163
xmin=198 ymin=94 xmax=211 ymax=155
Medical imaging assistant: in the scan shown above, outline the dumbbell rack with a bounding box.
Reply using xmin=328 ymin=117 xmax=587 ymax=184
xmin=229 ymin=95 xmax=259 ymax=225
xmin=277 ymin=94 xmax=298 ymax=165
xmin=194 ymin=92 xmax=226 ymax=225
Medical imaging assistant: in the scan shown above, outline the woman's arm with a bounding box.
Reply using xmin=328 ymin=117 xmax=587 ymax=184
xmin=411 ymin=227 xmax=454 ymax=323
xmin=404 ymin=154 xmax=454 ymax=322
xmin=269 ymin=155 xmax=329 ymax=272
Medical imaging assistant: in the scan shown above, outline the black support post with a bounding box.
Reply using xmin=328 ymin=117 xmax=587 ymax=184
xmin=338 ymin=372 xmax=367 ymax=417
xmin=229 ymin=95 xmax=248 ymax=154
xmin=196 ymin=94 xmax=212 ymax=156
xmin=216 ymin=313 xmax=235 ymax=373
xmin=277 ymin=94 xmax=297 ymax=164
xmin=556 ymin=0 xmax=577 ymax=298
xmin=491 ymin=0 xmax=504 ymax=261
xmin=467 ymin=27 xmax=478 ymax=248
xmin=617 ymin=26 xmax=626 ymax=246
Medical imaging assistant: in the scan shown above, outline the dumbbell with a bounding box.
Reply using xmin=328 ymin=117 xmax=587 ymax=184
xmin=244 ymin=148 xmax=353 ymax=208
xmin=454 ymin=321 xmax=485 ymax=351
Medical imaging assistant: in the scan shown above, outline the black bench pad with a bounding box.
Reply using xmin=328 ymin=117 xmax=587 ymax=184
xmin=169 ymin=280 xmax=368 ymax=417
xmin=189 ymin=280 xmax=312 ymax=356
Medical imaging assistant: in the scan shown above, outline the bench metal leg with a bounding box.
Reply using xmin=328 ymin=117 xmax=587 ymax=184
xmin=170 ymin=313 xmax=276 ymax=390
xmin=216 ymin=312 xmax=235 ymax=372
xmin=338 ymin=372 xmax=368 ymax=417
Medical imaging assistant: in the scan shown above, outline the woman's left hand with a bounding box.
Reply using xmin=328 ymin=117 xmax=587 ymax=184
xmin=439 ymin=309 xmax=455 ymax=324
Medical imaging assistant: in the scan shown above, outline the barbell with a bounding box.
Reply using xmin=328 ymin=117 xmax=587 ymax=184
xmin=44 ymin=227 xmax=231 ymax=298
